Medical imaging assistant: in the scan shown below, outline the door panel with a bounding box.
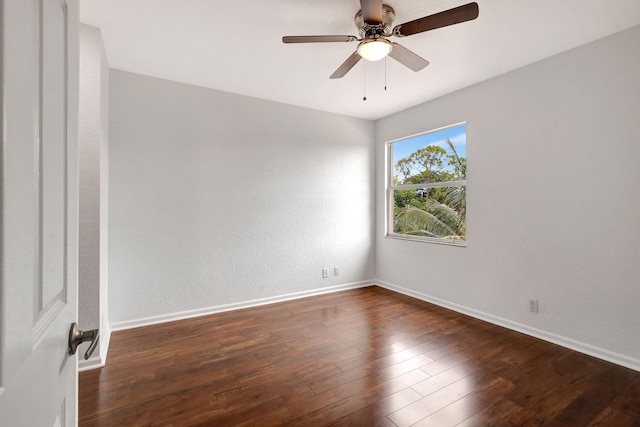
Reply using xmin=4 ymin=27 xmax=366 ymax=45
xmin=40 ymin=0 xmax=67 ymax=313
xmin=0 ymin=0 xmax=79 ymax=426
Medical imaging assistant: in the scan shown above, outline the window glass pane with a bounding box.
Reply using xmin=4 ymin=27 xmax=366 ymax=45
xmin=391 ymin=186 xmax=466 ymax=241
xmin=392 ymin=123 xmax=466 ymax=185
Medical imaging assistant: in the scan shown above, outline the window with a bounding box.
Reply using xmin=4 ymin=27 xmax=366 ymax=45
xmin=386 ymin=123 xmax=467 ymax=245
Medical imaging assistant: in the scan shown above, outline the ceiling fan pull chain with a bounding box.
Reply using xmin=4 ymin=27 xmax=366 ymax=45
xmin=363 ymin=61 xmax=367 ymax=101
xmin=384 ymin=57 xmax=388 ymax=91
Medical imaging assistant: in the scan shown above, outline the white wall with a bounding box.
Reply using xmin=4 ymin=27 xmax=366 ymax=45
xmin=376 ymin=25 xmax=640 ymax=369
xmin=78 ymin=24 xmax=110 ymax=367
xmin=109 ymin=71 xmax=376 ymax=326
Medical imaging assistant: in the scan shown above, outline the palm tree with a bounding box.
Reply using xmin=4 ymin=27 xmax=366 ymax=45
xmin=443 ymin=137 xmax=466 ymax=216
xmin=394 ymin=201 xmax=465 ymax=240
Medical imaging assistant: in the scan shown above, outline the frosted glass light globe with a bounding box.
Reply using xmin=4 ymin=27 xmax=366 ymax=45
xmin=357 ymin=39 xmax=393 ymax=61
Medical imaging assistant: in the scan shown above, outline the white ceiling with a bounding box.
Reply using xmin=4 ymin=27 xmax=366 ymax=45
xmin=80 ymin=0 xmax=640 ymax=120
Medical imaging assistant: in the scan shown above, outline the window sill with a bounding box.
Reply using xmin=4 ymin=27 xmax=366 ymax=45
xmin=385 ymin=233 xmax=467 ymax=247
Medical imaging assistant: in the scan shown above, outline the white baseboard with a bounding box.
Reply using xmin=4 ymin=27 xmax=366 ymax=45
xmin=78 ymin=324 xmax=112 ymax=372
xmin=375 ymin=280 xmax=640 ymax=372
xmin=110 ymin=280 xmax=375 ymax=332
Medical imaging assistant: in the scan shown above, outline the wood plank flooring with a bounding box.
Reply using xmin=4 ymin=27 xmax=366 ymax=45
xmin=79 ymin=286 xmax=640 ymax=426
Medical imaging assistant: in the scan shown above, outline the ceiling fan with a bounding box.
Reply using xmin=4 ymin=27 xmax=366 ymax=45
xmin=282 ymin=0 xmax=479 ymax=79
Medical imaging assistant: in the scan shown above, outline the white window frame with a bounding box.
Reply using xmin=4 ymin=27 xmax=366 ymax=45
xmin=385 ymin=122 xmax=467 ymax=246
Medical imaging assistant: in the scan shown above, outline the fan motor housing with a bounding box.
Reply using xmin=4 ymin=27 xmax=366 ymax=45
xmin=355 ymin=4 xmax=395 ymax=38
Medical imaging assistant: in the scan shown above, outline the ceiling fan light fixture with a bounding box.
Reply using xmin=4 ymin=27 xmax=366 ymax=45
xmin=357 ymin=39 xmax=393 ymax=61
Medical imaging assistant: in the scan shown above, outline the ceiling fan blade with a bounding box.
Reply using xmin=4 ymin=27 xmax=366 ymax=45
xmin=360 ymin=0 xmax=383 ymax=24
xmin=330 ymin=52 xmax=362 ymax=79
xmin=392 ymin=2 xmax=479 ymax=37
xmin=282 ymin=35 xmax=357 ymax=43
xmin=389 ymin=43 xmax=429 ymax=71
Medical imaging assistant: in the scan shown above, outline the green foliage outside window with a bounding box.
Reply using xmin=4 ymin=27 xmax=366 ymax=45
xmin=390 ymin=126 xmax=467 ymax=242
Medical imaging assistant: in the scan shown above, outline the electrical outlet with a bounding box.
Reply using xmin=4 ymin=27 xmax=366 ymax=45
xmin=322 ymin=268 xmax=328 ymax=278
xmin=334 ymin=266 xmax=339 ymax=276
xmin=529 ymin=299 xmax=539 ymax=313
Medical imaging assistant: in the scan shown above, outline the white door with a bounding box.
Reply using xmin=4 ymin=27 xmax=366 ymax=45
xmin=0 ymin=0 xmax=79 ymax=426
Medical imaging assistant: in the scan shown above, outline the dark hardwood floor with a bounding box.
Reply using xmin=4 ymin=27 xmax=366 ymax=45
xmin=79 ymin=286 xmax=640 ymax=426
